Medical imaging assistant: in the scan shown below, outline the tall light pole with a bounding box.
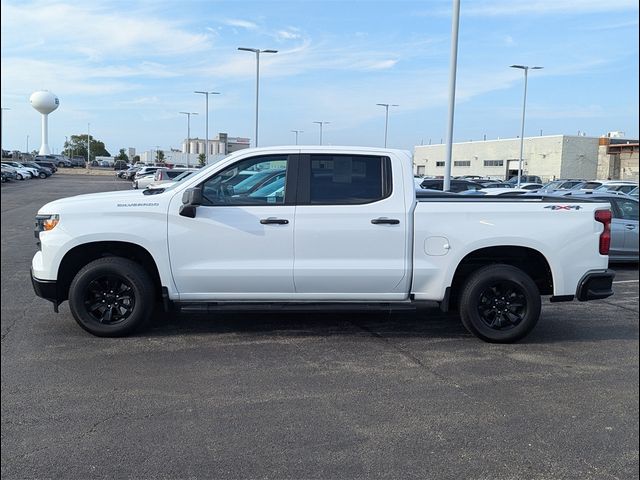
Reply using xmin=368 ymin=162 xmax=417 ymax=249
xmin=86 ymin=123 xmax=91 ymax=171
xmin=510 ymin=64 xmax=543 ymax=187
xmin=179 ymin=112 xmax=198 ymax=168
xmin=313 ymin=121 xmax=330 ymax=145
xmin=238 ymin=47 xmax=278 ymax=147
xmin=376 ymin=103 xmax=399 ymax=147
xmin=194 ymin=90 xmax=220 ymax=164
xmin=26 ymin=135 xmax=30 ymax=154
xmin=1 ymin=107 xmax=10 ymax=158
xmin=291 ymin=130 xmax=303 ymax=145
xmin=443 ymin=0 xmax=460 ymax=192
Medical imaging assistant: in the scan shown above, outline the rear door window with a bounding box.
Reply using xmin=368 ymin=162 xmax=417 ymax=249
xmin=307 ymin=155 xmax=391 ymax=205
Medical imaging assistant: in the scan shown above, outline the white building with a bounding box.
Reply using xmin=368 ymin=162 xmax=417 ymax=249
xmin=413 ymin=135 xmax=606 ymax=182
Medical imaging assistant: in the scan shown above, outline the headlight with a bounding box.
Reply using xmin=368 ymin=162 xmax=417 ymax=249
xmin=34 ymin=214 xmax=60 ymax=238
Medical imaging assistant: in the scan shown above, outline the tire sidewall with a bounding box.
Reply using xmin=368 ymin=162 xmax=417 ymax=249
xmin=68 ymin=258 xmax=154 ymax=337
xmin=460 ymin=265 xmax=541 ymax=343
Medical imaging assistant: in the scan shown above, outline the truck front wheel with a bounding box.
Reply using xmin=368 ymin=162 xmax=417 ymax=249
xmin=459 ymin=264 xmax=541 ymax=343
xmin=68 ymin=257 xmax=154 ymax=337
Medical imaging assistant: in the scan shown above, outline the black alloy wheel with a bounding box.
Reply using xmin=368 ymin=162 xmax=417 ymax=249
xmin=69 ymin=257 xmax=155 ymax=337
xmin=476 ymin=280 xmax=527 ymax=331
xmin=459 ymin=264 xmax=541 ymax=343
xmin=83 ymin=274 xmax=136 ymax=325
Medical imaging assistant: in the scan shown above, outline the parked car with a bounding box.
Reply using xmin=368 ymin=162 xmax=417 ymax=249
xmin=419 ymin=178 xmax=483 ymax=192
xmin=70 ymin=157 xmax=86 ymax=167
xmin=22 ymin=162 xmax=53 ymax=178
xmin=1 ymin=164 xmax=18 ymax=181
xmin=507 ymin=175 xmax=542 ymax=185
xmin=113 ymin=160 xmax=129 ymax=171
xmin=34 ymin=161 xmax=58 ymax=173
xmin=561 ymin=192 xmax=638 ymax=263
xmin=230 ymin=168 xmax=286 ymax=196
xmin=1 ymin=163 xmax=31 ymax=180
xmin=145 ymin=170 xmax=198 ymax=190
xmin=35 ymin=155 xmax=71 ymax=168
xmin=118 ymin=166 xmax=140 ymax=180
xmin=537 ymin=179 xmax=585 ymax=193
xmin=628 ymin=186 xmax=638 ymax=199
xmin=478 ymin=181 xmax=512 ymax=189
xmin=1 ymin=170 xmax=9 ymax=183
xmin=134 ymin=168 xmax=196 ymax=190
xmin=594 ymin=181 xmax=638 ymax=195
xmin=463 ymin=188 xmax=529 ymax=196
xmin=518 ymin=183 xmax=545 ymax=191
xmin=570 ymin=180 xmax=634 ymax=191
xmin=133 ymin=166 xmax=162 ymax=180
xmin=2 ymin=161 xmax=39 ymax=178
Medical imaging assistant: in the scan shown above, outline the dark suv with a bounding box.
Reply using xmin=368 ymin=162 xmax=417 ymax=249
xmin=34 ymin=160 xmax=57 ymax=173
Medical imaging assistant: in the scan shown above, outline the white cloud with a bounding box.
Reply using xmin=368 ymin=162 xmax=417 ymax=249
xmin=276 ymin=30 xmax=301 ymax=40
xmin=222 ymin=18 xmax=259 ymax=30
xmin=1 ymin=3 xmax=212 ymax=59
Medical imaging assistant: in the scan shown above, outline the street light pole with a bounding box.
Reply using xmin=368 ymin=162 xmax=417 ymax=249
xmin=510 ymin=65 xmax=543 ymax=187
xmin=179 ymin=112 xmax=198 ymax=168
xmin=291 ymin=130 xmax=303 ymax=145
xmin=313 ymin=121 xmax=330 ymax=145
xmin=443 ymin=0 xmax=460 ymax=192
xmin=376 ymin=103 xmax=399 ymax=147
xmin=238 ymin=47 xmax=278 ymax=147
xmin=27 ymin=135 xmax=30 ymax=154
xmin=195 ymin=90 xmax=220 ymax=165
xmin=1 ymin=107 xmax=11 ymax=158
xmin=86 ymin=123 xmax=91 ymax=171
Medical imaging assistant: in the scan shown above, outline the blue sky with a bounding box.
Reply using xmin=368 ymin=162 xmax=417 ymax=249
xmin=1 ymin=0 xmax=638 ymax=155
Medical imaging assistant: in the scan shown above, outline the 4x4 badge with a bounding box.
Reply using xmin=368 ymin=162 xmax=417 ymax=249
xmin=544 ymin=205 xmax=582 ymax=210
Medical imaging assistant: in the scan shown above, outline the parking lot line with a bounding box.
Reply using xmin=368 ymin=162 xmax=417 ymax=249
xmin=613 ymin=280 xmax=639 ymax=284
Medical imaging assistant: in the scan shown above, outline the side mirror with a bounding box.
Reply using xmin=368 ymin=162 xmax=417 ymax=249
xmin=179 ymin=187 xmax=203 ymax=218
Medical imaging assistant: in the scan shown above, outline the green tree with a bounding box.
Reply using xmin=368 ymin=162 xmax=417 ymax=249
xmin=156 ymin=150 xmax=165 ymax=163
xmin=132 ymin=155 xmax=140 ymax=164
xmin=63 ymin=134 xmax=110 ymax=163
xmin=116 ymin=148 xmax=129 ymax=162
xmin=198 ymin=153 xmax=206 ymax=167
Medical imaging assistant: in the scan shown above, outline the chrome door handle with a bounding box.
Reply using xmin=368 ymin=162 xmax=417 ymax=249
xmin=625 ymin=224 xmax=636 ymax=230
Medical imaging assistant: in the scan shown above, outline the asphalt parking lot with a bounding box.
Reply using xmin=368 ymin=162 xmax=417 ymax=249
xmin=1 ymin=174 xmax=638 ymax=480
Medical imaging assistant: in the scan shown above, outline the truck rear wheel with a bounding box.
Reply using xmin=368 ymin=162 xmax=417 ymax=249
xmin=68 ymin=257 xmax=154 ymax=337
xmin=459 ymin=264 xmax=541 ymax=343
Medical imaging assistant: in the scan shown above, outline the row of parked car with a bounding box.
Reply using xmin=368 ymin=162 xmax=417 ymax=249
xmin=1 ymin=159 xmax=63 ymax=183
xmin=415 ymin=175 xmax=638 ymax=198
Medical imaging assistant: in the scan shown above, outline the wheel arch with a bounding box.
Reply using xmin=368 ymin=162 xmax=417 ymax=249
xmin=445 ymin=245 xmax=553 ymax=312
xmin=57 ymin=241 xmax=162 ymax=303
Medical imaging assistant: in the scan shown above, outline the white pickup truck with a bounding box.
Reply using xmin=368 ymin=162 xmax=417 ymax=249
xmin=31 ymin=146 xmax=615 ymax=342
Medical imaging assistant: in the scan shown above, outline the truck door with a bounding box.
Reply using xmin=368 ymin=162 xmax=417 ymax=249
xmin=167 ymin=154 xmax=296 ymax=299
xmin=293 ymin=154 xmax=409 ymax=299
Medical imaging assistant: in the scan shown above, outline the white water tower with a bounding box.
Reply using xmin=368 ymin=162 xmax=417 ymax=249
xmin=29 ymin=90 xmax=59 ymax=155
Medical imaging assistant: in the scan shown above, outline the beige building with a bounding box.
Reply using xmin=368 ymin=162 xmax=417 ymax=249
xmin=182 ymin=133 xmax=250 ymax=156
xmin=413 ymin=134 xmax=639 ymax=182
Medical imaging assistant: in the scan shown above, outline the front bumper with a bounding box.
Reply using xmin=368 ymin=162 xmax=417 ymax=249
xmin=576 ymin=269 xmax=615 ymax=301
xmin=31 ymin=268 xmax=60 ymax=312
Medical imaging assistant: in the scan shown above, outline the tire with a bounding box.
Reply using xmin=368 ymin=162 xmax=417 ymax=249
xmin=16 ymin=173 xmax=24 ymax=180
xmin=39 ymin=172 xmax=47 ymax=179
xmin=458 ymin=264 xmax=541 ymax=343
xmin=68 ymin=257 xmax=155 ymax=337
